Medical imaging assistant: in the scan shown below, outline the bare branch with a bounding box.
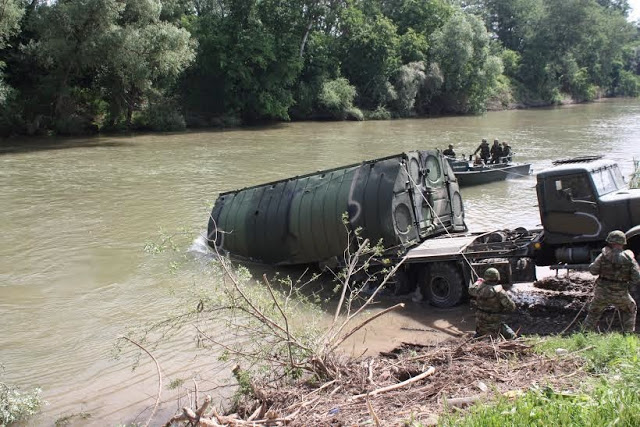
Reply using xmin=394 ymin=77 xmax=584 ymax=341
xmin=119 ymin=336 xmax=163 ymax=427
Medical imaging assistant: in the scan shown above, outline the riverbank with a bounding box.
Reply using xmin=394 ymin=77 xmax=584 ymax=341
xmin=0 ymin=94 xmax=621 ymax=139
xmin=159 ymin=332 xmax=640 ymax=426
xmin=151 ymin=268 xmax=636 ymax=426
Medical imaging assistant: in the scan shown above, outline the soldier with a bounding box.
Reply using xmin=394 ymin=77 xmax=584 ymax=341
xmin=443 ymin=144 xmax=456 ymax=158
xmin=468 ymin=268 xmax=517 ymax=339
xmin=501 ymin=141 xmax=512 ymax=162
xmin=583 ymin=230 xmax=640 ymax=332
xmin=489 ymin=139 xmax=503 ymax=164
xmin=473 ymin=139 xmax=490 ymax=164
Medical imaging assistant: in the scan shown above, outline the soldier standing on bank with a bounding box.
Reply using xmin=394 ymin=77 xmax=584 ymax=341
xmin=583 ymin=230 xmax=640 ymax=332
xmin=468 ymin=268 xmax=517 ymax=339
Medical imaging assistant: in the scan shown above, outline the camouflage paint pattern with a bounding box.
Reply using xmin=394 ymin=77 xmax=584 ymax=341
xmin=469 ymin=278 xmax=517 ymax=339
xmin=583 ymin=246 xmax=640 ymax=332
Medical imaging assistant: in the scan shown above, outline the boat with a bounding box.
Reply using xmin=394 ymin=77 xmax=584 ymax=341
xmin=446 ymin=157 xmax=532 ymax=187
xmin=207 ymin=150 xmax=467 ymax=265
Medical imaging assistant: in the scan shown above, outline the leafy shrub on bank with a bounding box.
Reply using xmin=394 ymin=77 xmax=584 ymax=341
xmin=134 ymin=98 xmax=186 ymax=132
xmin=364 ymin=106 xmax=391 ymax=120
xmin=318 ymin=78 xmax=358 ymax=119
xmin=618 ymin=70 xmax=640 ymax=97
xmin=1 ymin=382 xmax=45 ymax=426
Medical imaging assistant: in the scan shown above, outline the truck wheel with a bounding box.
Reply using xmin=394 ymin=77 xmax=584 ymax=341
xmin=421 ymin=262 xmax=464 ymax=308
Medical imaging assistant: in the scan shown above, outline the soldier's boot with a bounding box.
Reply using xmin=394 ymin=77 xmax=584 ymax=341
xmin=500 ymin=323 xmax=517 ymax=340
xmin=621 ymin=311 xmax=637 ymax=334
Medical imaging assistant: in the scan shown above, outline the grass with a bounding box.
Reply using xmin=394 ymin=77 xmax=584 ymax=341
xmin=440 ymin=333 xmax=640 ymax=427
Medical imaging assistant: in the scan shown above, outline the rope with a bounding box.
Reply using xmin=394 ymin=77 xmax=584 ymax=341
xmin=400 ymin=161 xmax=481 ymax=281
xmin=488 ymin=167 xmax=532 ymax=179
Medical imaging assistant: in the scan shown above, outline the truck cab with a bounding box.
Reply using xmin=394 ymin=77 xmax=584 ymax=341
xmin=535 ymin=158 xmax=640 ymax=266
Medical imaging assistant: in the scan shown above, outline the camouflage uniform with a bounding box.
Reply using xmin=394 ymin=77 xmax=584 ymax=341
xmin=469 ymin=270 xmax=517 ymax=339
xmin=489 ymin=141 xmax=503 ymax=164
xmin=501 ymin=143 xmax=512 ymax=162
xmin=583 ymin=246 xmax=640 ymax=332
xmin=473 ymin=141 xmax=490 ymax=164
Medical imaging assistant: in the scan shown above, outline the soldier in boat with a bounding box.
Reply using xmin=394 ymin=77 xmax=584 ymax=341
xmin=501 ymin=142 xmax=512 ymax=163
xmin=490 ymin=139 xmax=503 ymax=164
xmin=473 ymin=139 xmax=490 ymax=164
xmin=443 ymin=144 xmax=456 ymax=158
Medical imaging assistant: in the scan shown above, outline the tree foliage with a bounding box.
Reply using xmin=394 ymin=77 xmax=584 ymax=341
xmin=0 ymin=0 xmax=639 ymax=134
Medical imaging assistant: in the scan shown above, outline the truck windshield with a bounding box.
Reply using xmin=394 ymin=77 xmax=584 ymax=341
xmin=552 ymin=174 xmax=593 ymax=200
xmin=592 ymin=168 xmax=619 ymax=195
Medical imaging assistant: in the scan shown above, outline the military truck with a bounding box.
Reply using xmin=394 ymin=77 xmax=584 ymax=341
xmin=401 ymin=157 xmax=640 ymax=307
xmin=534 ymin=157 xmax=640 ymax=265
xmin=207 ymin=154 xmax=640 ymax=308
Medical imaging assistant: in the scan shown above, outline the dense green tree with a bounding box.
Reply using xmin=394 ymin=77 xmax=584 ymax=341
xmin=0 ymin=0 xmax=194 ymax=134
xmin=481 ymin=0 xmax=542 ymax=52
xmin=338 ymin=5 xmax=400 ymax=109
xmin=0 ymin=0 xmax=639 ymax=135
xmin=0 ymin=0 xmax=25 ymax=105
xmin=380 ymin=0 xmax=452 ymax=36
xmin=390 ymin=61 xmax=426 ymax=114
xmin=517 ymin=0 xmax=634 ymax=102
xmin=430 ymin=11 xmax=502 ymax=113
xmin=181 ymin=0 xmax=305 ymax=123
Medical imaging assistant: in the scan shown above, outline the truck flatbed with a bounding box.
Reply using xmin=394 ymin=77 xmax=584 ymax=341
xmin=405 ymin=229 xmax=541 ymax=263
xmin=405 ymin=234 xmax=480 ymax=263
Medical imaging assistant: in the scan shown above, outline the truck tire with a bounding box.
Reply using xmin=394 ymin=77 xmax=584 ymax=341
xmin=420 ymin=262 xmax=464 ymax=308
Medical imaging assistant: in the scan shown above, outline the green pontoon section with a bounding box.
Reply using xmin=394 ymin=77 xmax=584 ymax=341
xmin=207 ymin=150 xmax=466 ymax=265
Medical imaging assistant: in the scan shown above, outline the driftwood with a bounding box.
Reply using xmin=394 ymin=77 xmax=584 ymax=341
xmin=352 ymin=366 xmax=436 ymax=400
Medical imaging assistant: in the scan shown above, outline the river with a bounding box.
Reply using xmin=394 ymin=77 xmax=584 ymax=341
xmin=1 ymin=99 xmax=640 ymax=425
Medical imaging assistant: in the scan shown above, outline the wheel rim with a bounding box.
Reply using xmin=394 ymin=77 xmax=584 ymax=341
xmin=431 ymin=276 xmax=451 ymax=300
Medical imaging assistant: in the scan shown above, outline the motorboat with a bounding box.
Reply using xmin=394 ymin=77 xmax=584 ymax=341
xmin=446 ymin=156 xmax=532 ymax=187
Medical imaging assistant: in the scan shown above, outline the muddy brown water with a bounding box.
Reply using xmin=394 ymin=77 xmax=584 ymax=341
xmin=2 ymin=99 xmax=640 ymax=425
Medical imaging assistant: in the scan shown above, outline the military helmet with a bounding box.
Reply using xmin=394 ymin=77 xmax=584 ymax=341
xmin=484 ymin=267 xmax=500 ymax=281
xmin=606 ymin=230 xmax=626 ymax=245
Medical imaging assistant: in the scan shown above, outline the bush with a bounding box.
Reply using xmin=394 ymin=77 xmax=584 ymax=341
xmin=1 ymin=382 xmax=45 ymax=425
xmin=345 ymin=107 xmax=364 ymax=121
xmin=501 ymin=49 xmax=520 ymax=78
xmin=318 ymin=78 xmax=358 ymax=119
xmin=364 ymin=106 xmax=391 ymax=120
xmin=54 ymin=114 xmax=98 ymax=136
xmin=391 ymin=62 xmax=426 ymax=116
xmin=134 ymin=99 xmax=187 ymax=132
xmin=569 ymin=68 xmax=597 ymax=102
xmin=617 ymin=70 xmax=640 ymax=97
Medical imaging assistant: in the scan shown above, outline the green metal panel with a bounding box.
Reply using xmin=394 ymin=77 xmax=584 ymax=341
xmin=207 ymin=151 xmax=465 ymax=265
